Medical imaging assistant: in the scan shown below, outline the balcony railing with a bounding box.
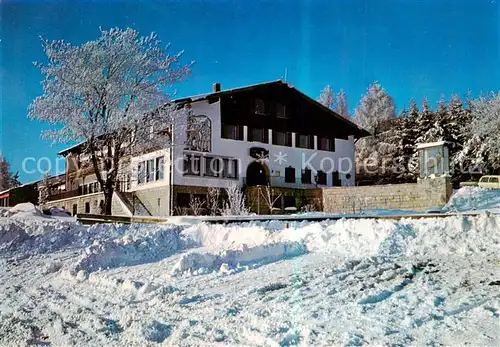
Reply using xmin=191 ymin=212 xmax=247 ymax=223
xmin=47 ymin=189 xmax=83 ymax=201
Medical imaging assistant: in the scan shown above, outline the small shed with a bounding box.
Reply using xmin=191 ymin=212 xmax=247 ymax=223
xmin=417 ymin=141 xmax=450 ymax=179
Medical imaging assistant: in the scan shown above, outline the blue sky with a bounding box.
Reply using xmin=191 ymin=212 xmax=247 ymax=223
xmin=1 ymin=0 xmax=499 ymax=182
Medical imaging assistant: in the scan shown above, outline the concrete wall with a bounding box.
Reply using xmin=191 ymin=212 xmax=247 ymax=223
xmin=321 ymin=177 xmax=452 ymax=214
xmin=132 ymin=186 xmax=171 ymax=216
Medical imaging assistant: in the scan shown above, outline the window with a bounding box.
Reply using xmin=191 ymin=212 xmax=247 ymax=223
xmin=316 ymin=170 xmax=327 ymax=185
xmin=248 ymin=127 xmax=268 ymax=143
xmin=254 ymin=98 xmax=266 ymax=115
xmin=276 ymin=102 xmax=287 ymax=118
xmin=72 ymin=204 xmax=77 ymax=216
xmin=126 ymin=174 xmax=131 ymax=190
xmin=184 ymin=154 xmax=201 ymax=176
xmin=93 ymin=182 xmax=99 ymax=193
xmin=84 ymin=202 xmax=90 ymax=213
xmin=318 ymin=137 xmax=335 ymax=151
xmin=489 ymin=177 xmax=499 ymax=183
xmin=285 ymin=166 xmax=296 ymax=183
xmin=273 ymin=131 xmax=292 ymax=147
xmin=284 ymin=196 xmax=296 ymax=208
xmin=222 ymin=124 xmax=244 ymax=140
xmin=301 ymin=168 xmax=312 ymax=184
xmin=176 ymin=193 xmax=190 ymax=208
xmin=156 ymin=157 xmax=164 ymax=181
xmin=204 ymin=157 xmax=221 ymax=177
xmin=297 ymin=134 xmax=313 ymax=149
xmin=138 ymin=162 xmax=145 ymax=184
xmin=222 ymin=158 xmax=238 ymax=179
xmin=272 ymin=196 xmax=282 ymax=209
xmin=146 ymin=159 xmax=154 ymax=182
xmin=88 ymin=183 xmax=93 ymax=194
xmin=332 ymin=171 xmax=342 ymax=186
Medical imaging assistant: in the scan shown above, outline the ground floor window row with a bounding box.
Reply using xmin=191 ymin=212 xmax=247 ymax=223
xmin=283 ymin=166 xmax=344 ymax=186
xmin=80 ymin=181 xmax=100 ymax=195
xmin=59 ymin=200 xmax=105 ymax=216
xmin=221 ymin=124 xmax=336 ymax=151
xmin=184 ymin=154 xmax=239 ymax=179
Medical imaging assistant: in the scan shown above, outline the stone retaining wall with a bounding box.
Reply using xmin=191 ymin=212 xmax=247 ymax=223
xmin=321 ymin=177 xmax=452 ymax=214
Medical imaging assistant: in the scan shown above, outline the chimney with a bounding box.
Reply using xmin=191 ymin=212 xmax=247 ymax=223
xmin=213 ymin=83 xmax=221 ymax=93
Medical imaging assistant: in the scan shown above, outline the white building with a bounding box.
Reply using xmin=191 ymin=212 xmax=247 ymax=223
xmin=50 ymin=80 xmax=369 ymax=216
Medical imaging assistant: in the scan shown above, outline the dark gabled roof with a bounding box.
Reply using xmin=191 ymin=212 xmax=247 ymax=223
xmin=58 ymin=80 xmax=370 ymax=156
xmin=174 ymin=80 xmax=370 ymax=139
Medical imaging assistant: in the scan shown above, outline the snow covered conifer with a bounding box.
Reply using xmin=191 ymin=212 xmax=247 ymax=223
xmin=465 ymin=92 xmax=500 ymax=172
xmin=335 ymin=89 xmax=350 ymax=119
xmin=354 ymin=82 xmax=396 ymax=135
xmin=0 ymin=155 xmax=20 ymax=191
xmin=354 ymin=82 xmax=396 ymax=182
xmin=318 ymin=85 xmax=335 ymax=109
xmin=414 ymin=97 xmax=435 ymax=145
xmin=28 ymin=28 xmax=192 ymax=214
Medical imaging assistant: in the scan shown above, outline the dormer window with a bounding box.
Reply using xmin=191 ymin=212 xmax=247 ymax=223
xmin=254 ymin=98 xmax=266 ymax=115
xmin=276 ymin=102 xmax=287 ymax=119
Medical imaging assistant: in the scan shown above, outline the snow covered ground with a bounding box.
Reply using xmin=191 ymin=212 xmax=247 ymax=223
xmin=0 ymin=194 xmax=499 ymax=346
xmin=446 ymin=186 xmax=500 ymax=213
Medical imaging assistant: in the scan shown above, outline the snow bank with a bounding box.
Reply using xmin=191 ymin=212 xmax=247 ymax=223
xmin=172 ymin=241 xmax=306 ymax=276
xmin=71 ymin=226 xmax=183 ymax=274
xmin=9 ymin=203 xmax=46 ymax=219
xmin=171 ymin=214 xmax=500 ymax=275
xmin=446 ymin=186 xmax=500 ymax=212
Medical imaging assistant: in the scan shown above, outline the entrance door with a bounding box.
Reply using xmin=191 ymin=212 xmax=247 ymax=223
xmin=246 ymin=161 xmax=269 ymax=186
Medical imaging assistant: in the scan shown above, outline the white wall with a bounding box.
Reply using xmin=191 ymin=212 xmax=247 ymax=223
xmin=171 ymin=99 xmax=357 ymax=189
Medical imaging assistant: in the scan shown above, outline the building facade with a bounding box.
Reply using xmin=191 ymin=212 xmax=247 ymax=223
xmin=44 ymin=80 xmax=369 ymax=216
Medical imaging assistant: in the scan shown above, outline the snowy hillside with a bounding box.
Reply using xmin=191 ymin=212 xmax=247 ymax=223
xmin=0 ymin=203 xmax=499 ymax=346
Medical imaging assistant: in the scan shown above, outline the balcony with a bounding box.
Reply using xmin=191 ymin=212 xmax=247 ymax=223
xmin=47 ymin=188 xmax=83 ymax=201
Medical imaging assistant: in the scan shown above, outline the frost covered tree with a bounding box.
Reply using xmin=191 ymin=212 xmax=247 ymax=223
xmin=221 ymin=183 xmax=249 ymax=216
xmin=318 ymin=85 xmax=335 ymax=109
xmin=354 ymin=82 xmax=396 ymax=182
xmin=335 ymin=89 xmax=350 ymax=119
xmin=354 ymin=82 xmax=396 ymax=135
xmin=462 ymin=92 xmax=500 ymax=173
xmin=28 ymin=28 xmax=192 ymax=214
xmin=0 ymin=155 xmax=20 ymax=191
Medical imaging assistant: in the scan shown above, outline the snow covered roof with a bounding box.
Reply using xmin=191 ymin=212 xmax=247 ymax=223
xmin=58 ymin=140 xmax=87 ymax=156
xmin=416 ymin=141 xmax=449 ymax=150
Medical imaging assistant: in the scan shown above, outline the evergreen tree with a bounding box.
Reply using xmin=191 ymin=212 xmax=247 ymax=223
xmin=335 ymin=89 xmax=350 ymax=119
xmin=354 ymin=82 xmax=396 ymax=183
xmin=457 ymin=92 xmax=500 ymax=174
xmin=414 ymin=97 xmax=435 ymax=145
xmin=424 ymin=95 xmax=448 ymax=142
xmin=318 ymin=85 xmax=335 ymax=109
xmin=354 ymin=82 xmax=396 ymax=135
xmin=0 ymin=155 xmax=20 ymax=191
xmin=402 ymin=100 xmax=420 ymax=180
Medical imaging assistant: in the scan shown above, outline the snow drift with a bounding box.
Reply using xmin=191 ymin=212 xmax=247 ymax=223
xmin=1 ymin=204 xmax=499 ymax=346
